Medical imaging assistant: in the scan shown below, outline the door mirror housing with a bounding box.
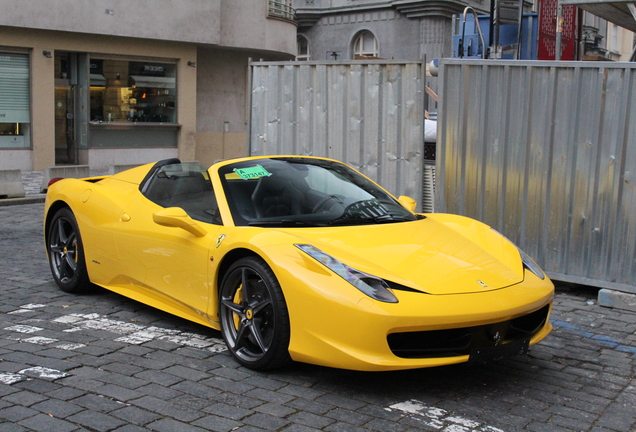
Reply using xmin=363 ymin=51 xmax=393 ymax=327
xmin=153 ymin=207 xmax=207 ymax=237
xmin=398 ymin=196 xmax=417 ymax=213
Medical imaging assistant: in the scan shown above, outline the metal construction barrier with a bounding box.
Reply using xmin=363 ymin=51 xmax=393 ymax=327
xmin=437 ymin=59 xmax=636 ymax=294
xmin=249 ymin=60 xmax=432 ymax=211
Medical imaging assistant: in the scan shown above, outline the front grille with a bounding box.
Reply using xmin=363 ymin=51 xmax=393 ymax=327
xmin=387 ymin=305 xmax=550 ymax=359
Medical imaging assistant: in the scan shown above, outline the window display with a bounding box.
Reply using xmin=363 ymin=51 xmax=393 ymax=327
xmin=90 ymin=59 xmax=176 ymax=124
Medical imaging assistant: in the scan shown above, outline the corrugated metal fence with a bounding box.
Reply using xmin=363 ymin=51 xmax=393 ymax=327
xmin=437 ymin=59 xmax=636 ymax=294
xmin=249 ymin=60 xmax=429 ymax=210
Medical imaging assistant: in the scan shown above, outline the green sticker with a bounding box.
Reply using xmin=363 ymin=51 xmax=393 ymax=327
xmin=233 ymin=165 xmax=272 ymax=180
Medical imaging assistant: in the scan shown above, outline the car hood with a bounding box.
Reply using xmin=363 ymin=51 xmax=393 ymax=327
xmin=274 ymin=215 xmax=524 ymax=295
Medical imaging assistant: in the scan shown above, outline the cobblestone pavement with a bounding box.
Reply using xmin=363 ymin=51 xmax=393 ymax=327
xmin=0 ymin=202 xmax=635 ymax=432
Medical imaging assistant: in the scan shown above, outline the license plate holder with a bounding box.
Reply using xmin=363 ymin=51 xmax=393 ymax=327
xmin=469 ymin=337 xmax=530 ymax=364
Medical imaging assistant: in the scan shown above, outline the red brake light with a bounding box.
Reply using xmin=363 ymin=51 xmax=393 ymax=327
xmin=48 ymin=177 xmax=64 ymax=187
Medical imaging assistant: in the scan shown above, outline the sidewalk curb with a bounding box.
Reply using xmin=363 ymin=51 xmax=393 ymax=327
xmin=0 ymin=195 xmax=46 ymax=207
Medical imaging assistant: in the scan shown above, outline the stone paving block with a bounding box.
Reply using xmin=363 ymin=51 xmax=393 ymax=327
xmin=287 ymin=411 xmax=336 ymax=429
xmin=324 ymin=422 xmax=370 ymax=432
xmin=170 ymin=380 xmax=222 ymax=399
xmin=249 ymin=387 xmax=296 ymax=405
xmin=145 ymin=417 xmax=208 ymax=432
xmin=112 ymin=424 xmax=150 ymax=432
xmin=111 ymin=405 xmax=162 ymax=426
xmin=18 ymin=413 xmax=79 ymax=432
xmin=285 ymin=397 xmax=333 ymax=415
xmin=31 ymin=398 xmax=83 ymax=418
xmin=2 ymin=390 xmax=49 ymax=407
xmin=325 ymin=407 xmax=373 ymax=426
xmin=279 ymin=424 xmax=323 ymax=432
xmin=96 ymin=383 xmax=144 ymax=402
xmin=204 ymin=402 xmax=253 ymax=420
xmin=131 ymin=395 xmax=203 ymax=422
xmin=253 ymin=401 xmax=296 ymax=417
xmin=191 ymin=414 xmax=243 ymax=432
xmin=67 ymin=410 xmax=127 ymax=432
xmin=0 ymin=421 xmax=31 ymax=432
xmin=243 ymin=412 xmax=290 ymax=430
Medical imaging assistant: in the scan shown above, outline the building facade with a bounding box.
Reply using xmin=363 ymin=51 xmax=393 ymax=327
xmin=293 ymin=0 xmax=634 ymax=62
xmin=0 ymin=0 xmax=297 ymax=171
xmin=294 ymin=0 xmax=484 ymax=62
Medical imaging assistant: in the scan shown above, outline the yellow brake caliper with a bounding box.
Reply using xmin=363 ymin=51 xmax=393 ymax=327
xmin=232 ymin=285 xmax=243 ymax=330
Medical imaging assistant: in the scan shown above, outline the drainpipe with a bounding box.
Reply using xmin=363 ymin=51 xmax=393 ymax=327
xmin=555 ymin=0 xmax=563 ymax=60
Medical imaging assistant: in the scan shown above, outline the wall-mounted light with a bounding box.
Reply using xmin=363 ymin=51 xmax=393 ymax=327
xmin=187 ymin=61 xmax=197 ymax=68
xmin=116 ymin=73 xmax=121 ymax=80
xmin=42 ymin=50 xmax=52 ymax=58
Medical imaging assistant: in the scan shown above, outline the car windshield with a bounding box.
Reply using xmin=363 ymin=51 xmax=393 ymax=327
xmin=218 ymin=157 xmax=417 ymax=227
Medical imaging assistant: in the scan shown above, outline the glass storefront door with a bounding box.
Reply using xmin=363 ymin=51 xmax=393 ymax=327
xmin=54 ymin=52 xmax=89 ymax=165
xmin=54 ymin=81 xmax=75 ymax=164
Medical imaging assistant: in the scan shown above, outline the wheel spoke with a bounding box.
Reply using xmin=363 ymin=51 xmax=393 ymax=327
xmin=251 ymin=298 xmax=272 ymax=315
xmin=58 ymin=258 xmax=72 ymax=281
xmin=234 ymin=319 xmax=250 ymax=347
xmin=64 ymin=251 xmax=77 ymax=272
xmin=248 ymin=321 xmax=267 ymax=353
xmin=221 ymin=299 xmax=244 ymax=315
xmin=240 ymin=268 xmax=252 ymax=300
xmin=57 ymin=219 xmax=68 ymax=245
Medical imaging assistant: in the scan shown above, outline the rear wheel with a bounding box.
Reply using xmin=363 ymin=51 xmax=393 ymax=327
xmin=219 ymin=256 xmax=291 ymax=370
xmin=47 ymin=208 xmax=90 ymax=293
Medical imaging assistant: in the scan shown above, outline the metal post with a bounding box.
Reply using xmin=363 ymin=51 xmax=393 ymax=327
xmin=555 ymin=1 xmax=563 ymax=60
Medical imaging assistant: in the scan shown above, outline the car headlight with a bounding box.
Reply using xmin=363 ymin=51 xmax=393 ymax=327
xmin=491 ymin=229 xmax=546 ymax=280
xmin=519 ymin=248 xmax=545 ymax=280
xmin=295 ymin=244 xmax=398 ymax=303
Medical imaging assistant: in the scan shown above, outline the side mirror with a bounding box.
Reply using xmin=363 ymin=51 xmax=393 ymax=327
xmin=398 ymin=196 xmax=417 ymax=213
xmin=153 ymin=207 xmax=207 ymax=237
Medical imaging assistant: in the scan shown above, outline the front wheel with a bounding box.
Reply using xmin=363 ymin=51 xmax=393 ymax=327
xmin=47 ymin=207 xmax=90 ymax=293
xmin=219 ymin=256 xmax=291 ymax=370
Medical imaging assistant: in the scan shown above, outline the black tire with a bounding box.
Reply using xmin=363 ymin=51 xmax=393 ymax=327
xmin=219 ymin=256 xmax=291 ymax=370
xmin=47 ymin=207 xmax=91 ymax=293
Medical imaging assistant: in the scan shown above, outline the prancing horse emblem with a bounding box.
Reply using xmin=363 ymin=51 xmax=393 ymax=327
xmin=477 ymin=280 xmax=488 ymax=288
xmin=492 ymin=331 xmax=501 ymax=346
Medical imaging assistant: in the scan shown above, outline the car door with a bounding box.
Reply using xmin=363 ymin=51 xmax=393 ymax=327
xmin=114 ymin=163 xmax=222 ymax=323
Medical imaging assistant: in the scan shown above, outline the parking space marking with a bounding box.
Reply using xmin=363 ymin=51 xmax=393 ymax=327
xmin=53 ymin=312 xmax=227 ymax=352
xmin=19 ymin=366 xmax=70 ymax=380
xmin=4 ymin=306 xmax=227 ymax=353
xmin=4 ymin=325 xmax=43 ymax=333
xmin=7 ymin=304 xmax=47 ymax=315
xmin=388 ymin=399 xmax=504 ymax=432
xmin=552 ymin=320 xmax=636 ymax=355
xmin=0 ymin=373 xmax=25 ymax=385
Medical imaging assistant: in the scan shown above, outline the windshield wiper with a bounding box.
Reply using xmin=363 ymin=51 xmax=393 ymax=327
xmin=328 ymin=214 xmax=413 ymax=226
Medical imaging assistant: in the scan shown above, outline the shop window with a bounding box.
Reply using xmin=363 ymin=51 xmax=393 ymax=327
xmin=297 ymin=36 xmax=311 ymax=61
xmin=89 ymin=59 xmax=177 ymax=124
xmin=352 ymin=31 xmax=379 ymax=58
xmin=0 ymin=53 xmax=30 ymax=148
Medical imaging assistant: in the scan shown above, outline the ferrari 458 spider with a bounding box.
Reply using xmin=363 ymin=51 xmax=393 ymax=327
xmin=44 ymin=156 xmax=554 ymax=371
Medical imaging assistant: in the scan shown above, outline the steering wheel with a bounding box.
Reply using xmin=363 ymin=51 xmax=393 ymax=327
xmin=312 ymin=195 xmax=342 ymax=214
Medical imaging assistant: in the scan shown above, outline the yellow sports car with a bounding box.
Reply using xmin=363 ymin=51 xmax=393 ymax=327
xmin=44 ymin=156 xmax=554 ymax=371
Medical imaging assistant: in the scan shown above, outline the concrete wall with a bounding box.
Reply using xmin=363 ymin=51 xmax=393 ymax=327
xmin=298 ymin=8 xmax=422 ymax=60
xmin=194 ymin=46 xmax=296 ymax=167
xmin=0 ymin=0 xmax=296 ymax=56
